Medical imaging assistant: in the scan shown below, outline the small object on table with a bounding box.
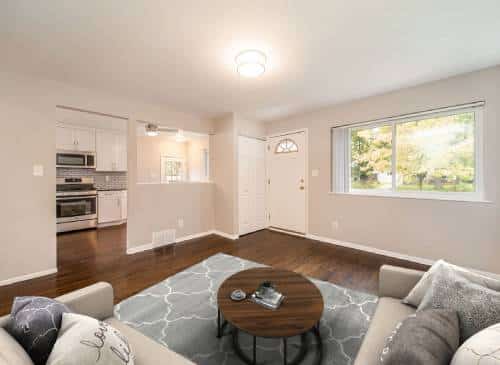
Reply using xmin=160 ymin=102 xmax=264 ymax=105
xmin=230 ymin=289 xmax=246 ymax=301
xmin=251 ymin=281 xmax=285 ymax=310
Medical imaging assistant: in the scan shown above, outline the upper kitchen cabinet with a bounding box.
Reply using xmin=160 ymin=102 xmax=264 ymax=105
xmin=96 ymin=129 xmax=127 ymax=171
xmin=56 ymin=124 xmax=96 ymax=152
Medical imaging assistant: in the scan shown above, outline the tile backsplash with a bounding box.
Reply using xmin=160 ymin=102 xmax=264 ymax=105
xmin=57 ymin=168 xmax=127 ymax=190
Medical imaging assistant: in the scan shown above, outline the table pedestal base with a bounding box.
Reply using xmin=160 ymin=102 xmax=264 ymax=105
xmin=219 ymin=318 xmax=322 ymax=365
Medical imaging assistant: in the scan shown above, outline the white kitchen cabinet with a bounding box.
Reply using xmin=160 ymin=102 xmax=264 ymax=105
xmin=96 ymin=129 xmax=127 ymax=171
xmin=98 ymin=190 xmax=127 ymax=224
xmin=56 ymin=124 xmax=95 ymax=152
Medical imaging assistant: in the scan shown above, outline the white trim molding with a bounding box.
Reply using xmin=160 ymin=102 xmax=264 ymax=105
xmin=306 ymin=233 xmax=500 ymax=279
xmin=268 ymin=227 xmax=306 ymax=238
xmin=306 ymin=233 xmax=434 ymax=266
xmin=126 ymin=230 xmax=239 ymax=255
xmin=0 ymin=268 xmax=58 ymax=287
xmin=212 ymin=230 xmax=239 ymax=240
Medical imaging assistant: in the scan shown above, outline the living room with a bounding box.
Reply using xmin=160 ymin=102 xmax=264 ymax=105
xmin=1 ymin=2 xmax=499 ymax=365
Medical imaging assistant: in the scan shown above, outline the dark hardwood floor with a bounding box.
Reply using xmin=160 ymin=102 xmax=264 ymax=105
xmin=0 ymin=225 xmax=427 ymax=315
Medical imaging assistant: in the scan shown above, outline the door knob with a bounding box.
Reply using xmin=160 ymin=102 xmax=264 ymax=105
xmin=299 ymin=186 xmax=305 ymax=190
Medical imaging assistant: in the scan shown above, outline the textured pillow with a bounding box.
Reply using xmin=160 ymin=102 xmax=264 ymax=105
xmin=0 ymin=328 xmax=34 ymax=365
xmin=6 ymin=296 xmax=72 ymax=365
xmin=380 ymin=309 xmax=460 ymax=365
xmin=403 ymin=260 xmax=500 ymax=307
xmin=418 ymin=265 xmax=500 ymax=342
xmin=47 ymin=313 xmax=134 ymax=365
xmin=451 ymin=323 xmax=500 ymax=365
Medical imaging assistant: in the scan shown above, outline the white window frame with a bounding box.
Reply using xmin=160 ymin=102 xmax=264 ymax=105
xmin=332 ymin=102 xmax=485 ymax=202
xmin=161 ymin=156 xmax=185 ymax=183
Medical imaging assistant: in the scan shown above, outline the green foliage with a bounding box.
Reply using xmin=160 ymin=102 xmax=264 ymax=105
xmin=350 ymin=112 xmax=475 ymax=192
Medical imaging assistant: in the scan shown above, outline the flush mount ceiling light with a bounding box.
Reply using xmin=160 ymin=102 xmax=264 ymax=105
xmin=235 ymin=50 xmax=266 ymax=78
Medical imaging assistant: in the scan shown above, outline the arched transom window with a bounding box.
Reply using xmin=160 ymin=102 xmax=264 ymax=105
xmin=275 ymin=138 xmax=298 ymax=154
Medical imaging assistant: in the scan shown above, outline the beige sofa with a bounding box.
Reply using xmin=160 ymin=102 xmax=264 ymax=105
xmin=0 ymin=265 xmax=424 ymax=365
xmin=354 ymin=264 xmax=425 ymax=365
xmin=0 ymin=282 xmax=194 ymax=365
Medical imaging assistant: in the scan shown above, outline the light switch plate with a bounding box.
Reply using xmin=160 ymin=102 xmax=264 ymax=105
xmin=311 ymin=169 xmax=319 ymax=177
xmin=33 ymin=164 xmax=44 ymax=177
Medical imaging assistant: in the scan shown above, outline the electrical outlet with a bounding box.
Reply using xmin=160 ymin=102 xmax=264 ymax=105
xmin=178 ymin=218 xmax=184 ymax=228
xmin=331 ymin=220 xmax=339 ymax=231
xmin=33 ymin=164 xmax=44 ymax=177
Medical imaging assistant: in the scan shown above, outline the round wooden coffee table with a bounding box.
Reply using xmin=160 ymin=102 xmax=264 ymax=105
xmin=217 ymin=268 xmax=324 ymax=365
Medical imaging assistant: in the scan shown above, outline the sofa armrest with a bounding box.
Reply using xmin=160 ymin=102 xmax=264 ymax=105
xmin=56 ymin=282 xmax=114 ymax=320
xmin=378 ymin=265 xmax=425 ymax=299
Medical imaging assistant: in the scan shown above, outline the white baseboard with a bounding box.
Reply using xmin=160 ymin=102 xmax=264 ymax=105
xmin=0 ymin=268 xmax=58 ymax=287
xmin=305 ymin=233 xmax=500 ymax=279
xmin=177 ymin=231 xmax=216 ymax=243
xmin=126 ymin=230 xmax=237 ymax=255
xmin=212 ymin=230 xmax=239 ymax=240
xmin=126 ymin=242 xmax=154 ymax=255
xmin=306 ymin=233 xmax=434 ymax=266
xmin=268 ymin=227 xmax=306 ymax=238
xmin=98 ymin=220 xmax=126 ymax=229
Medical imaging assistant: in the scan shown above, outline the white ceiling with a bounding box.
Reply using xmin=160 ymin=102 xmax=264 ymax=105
xmin=2 ymin=1 xmax=500 ymax=121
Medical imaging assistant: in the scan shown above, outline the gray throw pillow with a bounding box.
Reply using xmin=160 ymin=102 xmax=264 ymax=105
xmin=403 ymin=260 xmax=500 ymax=308
xmin=380 ymin=309 xmax=460 ymax=365
xmin=6 ymin=297 xmax=72 ymax=365
xmin=418 ymin=265 xmax=500 ymax=342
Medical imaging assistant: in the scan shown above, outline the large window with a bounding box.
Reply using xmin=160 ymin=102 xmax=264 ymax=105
xmin=333 ymin=103 xmax=484 ymax=200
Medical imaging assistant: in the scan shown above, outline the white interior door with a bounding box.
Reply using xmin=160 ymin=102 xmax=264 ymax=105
xmin=267 ymin=131 xmax=307 ymax=234
xmin=238 ymin=136 xmax=266 ymax=235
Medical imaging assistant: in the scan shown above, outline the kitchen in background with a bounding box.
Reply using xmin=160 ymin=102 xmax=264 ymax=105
xmin=56 ymin=107 xmax=128 ymax=233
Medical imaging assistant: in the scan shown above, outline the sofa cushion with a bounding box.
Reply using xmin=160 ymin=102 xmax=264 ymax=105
xmin=418 ymin=265 xmax=500 ymax=341
xmin=47 ymin=313 xmax=134 ymax=365
xmin=403 ymin=260 xmax=500 ymax=308
xmin=353 ymin=297 xmax=415 ymax=365
xmin=380 ymin=309 xmax=460 ymax=365
xmin=0 ymin=328 xmax=34 ymax=365
xmin=6 ymin=297 xmax=72 ymax=365
xmin=105 ymin=318 xmax=195 ymax=365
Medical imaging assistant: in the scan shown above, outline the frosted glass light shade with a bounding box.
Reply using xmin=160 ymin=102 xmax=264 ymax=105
xmin=235 ymin=50 xmax=266 ymax=77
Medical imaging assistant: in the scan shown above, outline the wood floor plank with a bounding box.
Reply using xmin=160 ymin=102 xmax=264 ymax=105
xmin=0 ymin=225 xmax=427 ymax=315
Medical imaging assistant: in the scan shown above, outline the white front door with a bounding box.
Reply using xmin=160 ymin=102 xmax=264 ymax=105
xmin=267 ymin=131 xmax=307 ymax=234
xmin=238 ymin=136 xmax=267 ymax=235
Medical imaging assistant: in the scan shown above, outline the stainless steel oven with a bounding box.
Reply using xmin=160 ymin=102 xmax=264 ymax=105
xmin=56 ymin=177 xmax=97 ymax=233
xmin=56 ymin=151 xmax=96 ymax=169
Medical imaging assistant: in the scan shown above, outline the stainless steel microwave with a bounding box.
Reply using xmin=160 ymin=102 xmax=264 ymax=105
xmin=56 ymin=151 xmax=96 ymax=169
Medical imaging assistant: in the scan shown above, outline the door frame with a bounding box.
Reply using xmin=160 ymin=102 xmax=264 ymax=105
xmin=265 ymin=128 xmax=309 ymax=236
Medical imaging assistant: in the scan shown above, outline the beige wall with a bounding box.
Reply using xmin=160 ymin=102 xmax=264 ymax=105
xmin=211 ymin=113 xmax=267 ymax=236
xmin=266 ymin=66 xmax=500 ymax=274
xmin=0 ymin=70 xmax=214 ymax=283
xmin=136 ymin=135 xmax=188 ymax=184
xmin=0 ymin=76 xmax=57 ymax=283
xmin=212 ymin=114 xmax=238 ymax=235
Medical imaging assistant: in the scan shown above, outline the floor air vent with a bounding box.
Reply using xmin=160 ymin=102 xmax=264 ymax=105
xmin=152 ymin=229 xmax=176 ymax=248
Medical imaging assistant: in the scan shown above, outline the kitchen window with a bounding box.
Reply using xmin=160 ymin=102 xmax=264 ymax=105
xmin=161 ymin=156 xmax=185 ymax=183
xmin=332 ymin=102 xmax=484 ymax=201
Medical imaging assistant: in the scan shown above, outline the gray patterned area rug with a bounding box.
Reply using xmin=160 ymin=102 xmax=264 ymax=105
xmin=115 ymin=253 xmax=378 ymax=365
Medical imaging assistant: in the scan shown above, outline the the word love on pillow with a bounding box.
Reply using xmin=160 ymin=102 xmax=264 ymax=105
xmin=80 ymin=320 xmax=132 ymax=363
xmin=47 ymin=313 xmax=134 ymax=365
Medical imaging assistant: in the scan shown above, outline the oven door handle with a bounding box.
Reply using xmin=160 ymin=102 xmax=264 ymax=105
xmin=57 ymin=196 xmax=97 ymax=201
